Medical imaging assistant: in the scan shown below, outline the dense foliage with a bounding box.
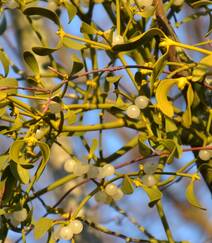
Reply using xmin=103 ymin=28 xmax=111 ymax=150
xmin=0 ymin=0 xmax=211 ymax=242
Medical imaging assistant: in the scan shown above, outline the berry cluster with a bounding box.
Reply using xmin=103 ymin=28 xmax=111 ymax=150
xmin=142 ymin=162 xmax=158 ymax=187
xmin=6 ymin=208 xmax=28 ymax=227
xmin=56 ymin=220 xmax=83 ymax=241
xmin=95 ymin=183 xmax=124 ymax=203
xmin=126 ymin=96 xmax=149 ymax=119
xmin=64 ymin=159 xmax=115 ymax=179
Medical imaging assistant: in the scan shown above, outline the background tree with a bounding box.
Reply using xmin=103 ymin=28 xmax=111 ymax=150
xmin=0 ymin=0 xmax=211 ymax=243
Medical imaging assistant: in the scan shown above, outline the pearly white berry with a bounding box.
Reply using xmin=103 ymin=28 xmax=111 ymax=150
xmin=198 ymin=150 xmax=211 ymax=161
xmin=105 ymin=183 xmax=118 ymax=196
xmin=73 ymin=163 xmax=89 ymax=176
xmin=12 ymin=208 xmax=27 ymax=222
xmin=142 ymin=175 xmax=157 ymax=187
xmin=87 ymin=165 xmax=99 ymax=178
xmin=59 ymin=226 xmax=73 ymax=240
xmin=69 ymin=220 xmax=83 ymax=234
xmin=126 ymin=105 xmax=141 ymax=119
xmin=102 ymin=164 xmax=115 ymax=177
xmin=207 ymin=143 xmax=212 ymax=157
xmin=112 ymin=188 xmax=124 ymax=201
xmin=64 ymin=159 xmax=77 ymax=173
xmin=143 ymin=162 xmax=158 ymax=174
xmin=135 ymin=96 xmax=149 ymax=109
xmin=95 ymin=191 xmax=112 ymax=204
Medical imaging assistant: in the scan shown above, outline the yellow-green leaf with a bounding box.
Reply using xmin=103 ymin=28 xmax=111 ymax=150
xmin=121 ymin=175 xmax=134 ymax=194
xmin=182 ymin=84 xmax=194 ymax=128
xmin=63 ymin=37 xmax=86 ymax=50
xmin=34 ymin=217 xmax=53 ymax=240
xmin=0 ymin=78 xmax=18 ymax=95
xmin=9 ymin=140 xmax=27 ymax=164
xmin=23 ymin=51 xmax=39 ymax=75
xmin=156 ymin=79 xmax=178 ymax=117
xmin=185 ymin=180 xmax=206 ymax=210
xmin=0 ymin=50 xmax=9 ymax=77
xmin=23 ymin=7 xmax=61 ymax=26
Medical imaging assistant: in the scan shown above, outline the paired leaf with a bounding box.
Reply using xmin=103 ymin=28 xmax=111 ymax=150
xmin=34 ymin=217 xmax=53 ymax=240
xmin=106 ymin=75 xmax=122 ymax=83
xmin=9 ymin=140 xmax=26 ymax=164
xmin=10 ymin=161 xmax=30 ymax=184
xmin=32 ymin=46 xmax=59 ymax=56
xmin=138 ymin=135 xmax=152 ymax=157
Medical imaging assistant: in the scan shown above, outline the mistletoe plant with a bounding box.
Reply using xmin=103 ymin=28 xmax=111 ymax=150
xmin=0 ymin=0 xmax=211 ymax=242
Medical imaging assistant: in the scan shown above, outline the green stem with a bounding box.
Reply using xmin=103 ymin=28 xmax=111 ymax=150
xmin=28 ymin=174 xmax=77 ymax=201
xmin=116 ymin=0 xmax=121 ymax=35
xmin=168 ymin=39 xmax=212 ymax=55
xmin=64 ymin=33 xmax=111 ymax=50
xmin=51 ymin=118 xmax=125 ymax=132
xmin=156 ymin=201 xmax=174 ymax=243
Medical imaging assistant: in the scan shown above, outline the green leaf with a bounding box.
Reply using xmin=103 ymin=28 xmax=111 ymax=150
xmin=81 ymin=22 xmax=98 ymax=35
xmin=156 ymin=79 xmax=178 ymax=117
xmin=69 ymin=54 xmax=84 ymax=76
xmin=32 ymin=46 xmax=59 ymax=56
xmin=138 ymin=135 xmax=152 ymax=157
xmin=106 ymin=75 xmax=122 ymax=83
xmin=64 ymin=1 xmax=77 ymax=23
xmin=0 ymin=78 xmax=18 ymax=95
xmin=63 ymin=37 xmax=86 ymax=50
xmin=89 ymin=138 xmax=98 ymax=158
xmin=10 ymin=161 xmax=30 ymax=184
xmin=182 ymin=84 xmax=194 ymax=128
xmin=0 ymin=50 xmax=9 ymax=77
xmin=150 ymin=48 xmax=168 ymax=92
xmin=0 ymin=13 xmax=7 ymax=35
xmin=23 ymin=51 xmax=40 ymax=75
xmin=33 ymin=142 xmax=50 ymax=181
xmin=34 ymin=217 xmax=53 ymax=240
xmin=112 ymin=28 xmax=164 ymax=52
xmin=9 ymin=140 xmax=26 ymax=164
xmin=66 ymin=110 xmax=77 ymax=125
xmin=200 ymin=54 xmax=212 ymax=66
xmin=0 ymin=179 xmax=6 ymax=203
xmin=185 ymin=179 xmax=206 ymax=210
xmin=143 ymin=186 xmax=162 ymax=207
xmin=23 ymin=7 xmax=60 ymax=26
xmin=165 ymin=117 xmax=178 ymax=132
xmin=121 ymin=175 xmax=134 ymax=194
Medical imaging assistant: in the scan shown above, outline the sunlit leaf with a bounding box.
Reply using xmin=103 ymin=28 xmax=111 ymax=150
xmin=64 ymin=1 xmax=77 ymax=23
xmin=156 ymin=79 xmax=178 ymax=117
xmin=81 ymin=22 xmax=98 ymax=35
xmin=182 ymin=84 xmax=194 ymax=128
xmin=34 ymin=217 xmax=53 ymax=240
xmin=0 ymin=78 xmax=17 ymax=95
xmin=185 ymin=179 xmax=206 ymax=210
xmin=10 ymin=161 xmax=30 ymax=184
xmin=0 ymin=50 xmax=9 ymax=77
xmin=121 ymin=175 xmax=134 ymax=194
xmin=32 ymin=46 xmax=59 ymax=56
xmin=69 ymin=54 xmax=84 ymax=76
xmin=106 ymin=75 xmax=122 ymax=83
xmin=63 ymin=37 xmax=86 ymax=50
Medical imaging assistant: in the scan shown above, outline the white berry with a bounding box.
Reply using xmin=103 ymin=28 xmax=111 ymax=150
xmin=87 ymin=165 xmax=99 ymax=178
xmin=12 ymin=208 xmax=27 ymax=222
xmin=102 ymin=164 xmax=115 ymax=177
xmin=64 ymin=159 xmax=77 ymax=173
xmin=59 ymin=226 xmax=73 ymax=240
xmin=105 ymin=184 xmax=118 ymax=196
xmin=135 ymin=96 xmax=149 ymax=109
xmin=198 ymin=150 xmax=211 ymax=161
xmin=69 ymin=220 xmax=83 ymax=234
xmin=112 ymin=188 xmax=124 ymax=201
xmin=126 ymin=105 xmax=140 ymax=119
xmin=143 ymin=162 xmax=158 ymax=174
xmin=142 ymin=175 xmax=157 ymax=187
xmin=73 ymin=163 xmax=89 ymax=176
xmin=95 ymin=191 xmax=112 ymax=204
